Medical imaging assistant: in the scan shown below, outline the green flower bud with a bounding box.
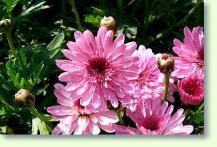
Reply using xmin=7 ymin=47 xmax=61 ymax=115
xmin=0 ymin=19 xmax=12 ymax=33
xmin=158 ymin=53 xmax=174 ymax=74
xmin=15 ymin=89 xmax=35 ymax=106
xmin=100 ymin=16 xmax=116 ymax=31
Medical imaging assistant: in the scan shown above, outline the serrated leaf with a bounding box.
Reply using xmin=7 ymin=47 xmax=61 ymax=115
xmin=190 ymin=111 xmax=204 ymax=125
xmin=34 ymin=63 xmax=44 ymax=80
xmin=117 ymin=25 xmax=138 ymax=39
xmin=19 ymin=78 xmax=25 ymax=88
xmin=14 ymin=73 xmax=20 ymax=87
xmin=17 ymin=48 xmax=27 ymax=67
xmin=84 ymin=15 xmax=101 ymax=27
xmin=6 ymin=60 xmax=17 ymax=84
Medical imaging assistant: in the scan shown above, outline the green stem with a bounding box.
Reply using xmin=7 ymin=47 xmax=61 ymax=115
xmin=28 ymin=106 xmax=53 ymax=130
xmin=198 ymin=103 xmax=204 ymax=112
xmin=163 ymin=73 xmax=170 ymax=101
xmin=5 ymin=30 xmax=25 ymax=71
xmin=67 ymin=0 xmax=83 ymax=31
xmin=5 ymin=31 xmax=16 ymax=58
xmin=117 ymin=0 xmax=124 ymax=14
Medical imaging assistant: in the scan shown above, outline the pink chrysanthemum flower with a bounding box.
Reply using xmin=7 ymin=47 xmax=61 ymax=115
xmin=177 ymin=74 xmax=204 ymax=105
xmin=56 ymin=27 xmax=139 ymax=109
xmin=172 ymin=26 xmax=204 ymax=79
xmin=47 ymin=84 xmax=118 ymax=135
xmin=122 ymin=46 xmax=176 ymax=111
xmin=114 ymin=98 xmax=193 ymax=135
xmin=133 ymin=45 xmax=164 ymax=99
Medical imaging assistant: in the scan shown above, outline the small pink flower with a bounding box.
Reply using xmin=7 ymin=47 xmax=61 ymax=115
xmin=122 ymin=46 xmax=176 ymax=111
xmin=47 ymin=84 xmax=118 ymax=135
xmin=177 ymin=74 xmax=204 ymax=105
xmin=172 ymin=26 xmax=204 ymax=79
xmin=56 ymin=27 xmax=139 ymax=109
xmin=114 ymin=98 xmax=193 ymax=135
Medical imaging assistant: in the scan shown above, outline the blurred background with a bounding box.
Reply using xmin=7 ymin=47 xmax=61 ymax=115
xmin=0 ymin=0 xmax=204 ymax=55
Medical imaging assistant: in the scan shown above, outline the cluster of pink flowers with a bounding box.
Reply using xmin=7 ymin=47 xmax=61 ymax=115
xmin=47 ymin=26 xmax=204 ymax=135
xmin=173 ymin=27 xmax=204 ymax=105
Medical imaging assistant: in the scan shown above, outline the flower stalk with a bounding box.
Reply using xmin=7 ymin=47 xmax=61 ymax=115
xmin=28 ymin=105 xmax=53 ymax=130
xmin=67 ymin=0 xmax=83 ymax=31
xmin=15 ymin=89 xmax=52 ymax=131
xmin=117 ymin=107 xmax=125 ymax=125
xmin=163 ymin=73 xmax=170 ymax=101
xmin=0 ymin=19 xmax=16 ymax=58
xmin=5 ymin=30 xmax=16 ymax=58
xmin=158 ymin=54 xmax=174 ymax=101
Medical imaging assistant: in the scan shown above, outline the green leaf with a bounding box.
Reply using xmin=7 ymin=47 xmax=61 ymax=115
xmin=1 ymin=0 xmax=21 ymax=15
xmin=192 ymin=111 xmax=204 ymax=125
xmin=46 ymin=32 xmax=65 ymax=50
xmin=84 ymin=15 xmax=102 ymax=27
xmin=35 ymin=84 xmax=49 ymax=95
xmin=17 ymin=1 xmax=50 ymax=19
xmin=0 ymin=94 xmax=15 ymax=112
xmin=91 ymin=7 xmax=106 ymax=15
xmin=117 ymin=25 xmax=137 ymax=39
xmin=17 ymin=48 xmax=27 ymax=67
xmin=0 ymin=73 xmax=12 ymax=91
xmin=31 ymin=117 xmax=49 ymax=135
xmin=6 ymin=60 xmax=17 ymax=86
xmin=33 ymin=63 xmax=44 ymax=81
xmin=19 ymin=78 xmax=25 ymax=88
xmin=5 ymin=59 xmax=30 ymax=89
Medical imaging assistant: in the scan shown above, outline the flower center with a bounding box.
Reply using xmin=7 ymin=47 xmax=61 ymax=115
xmin=137 ymin=71 xmax=150 ymax=87
xmin=183 ymin=86 xmax=196 ymax=95
xmin=182 ymin=79 xmax=203 ymax=97
xmin=197 ymin=49 xmax=204 ymax=68
xmin=198 ymin=49 xmax=204 ymax=61
xmin=142 ymin=116 xmax=159 ymax=131
xmin=86 ymin=57 xmax=112 ymax=83
xmin=88 ymin=57 xmax=108 ymax=74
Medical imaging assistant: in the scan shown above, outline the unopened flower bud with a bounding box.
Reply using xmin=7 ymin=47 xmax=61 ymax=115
xmin=0 ymin=19 xmax=12 ymax=33
xmin=100 ymin=16 xmax=116 ymax=31
xmin=158 ymin=53 xmax=174 ymax=74
xmin=15 ymin=89 xmax=35 ymax=106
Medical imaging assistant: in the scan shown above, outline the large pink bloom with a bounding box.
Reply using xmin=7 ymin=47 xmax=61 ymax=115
xmin=122 ymin=46 xmax=176 ymax=111
xmin=114 ymin=98 xmax=193 ymax=135
xmin=47 ymin=84 xmax=118 ymax=135
xmin=172 ymin=26 xmax=204 ymax=79
xmin=177 ymin=74 xmax=204 ymax=105
xmin=56 ymin=27 xmax=139 ymax=109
